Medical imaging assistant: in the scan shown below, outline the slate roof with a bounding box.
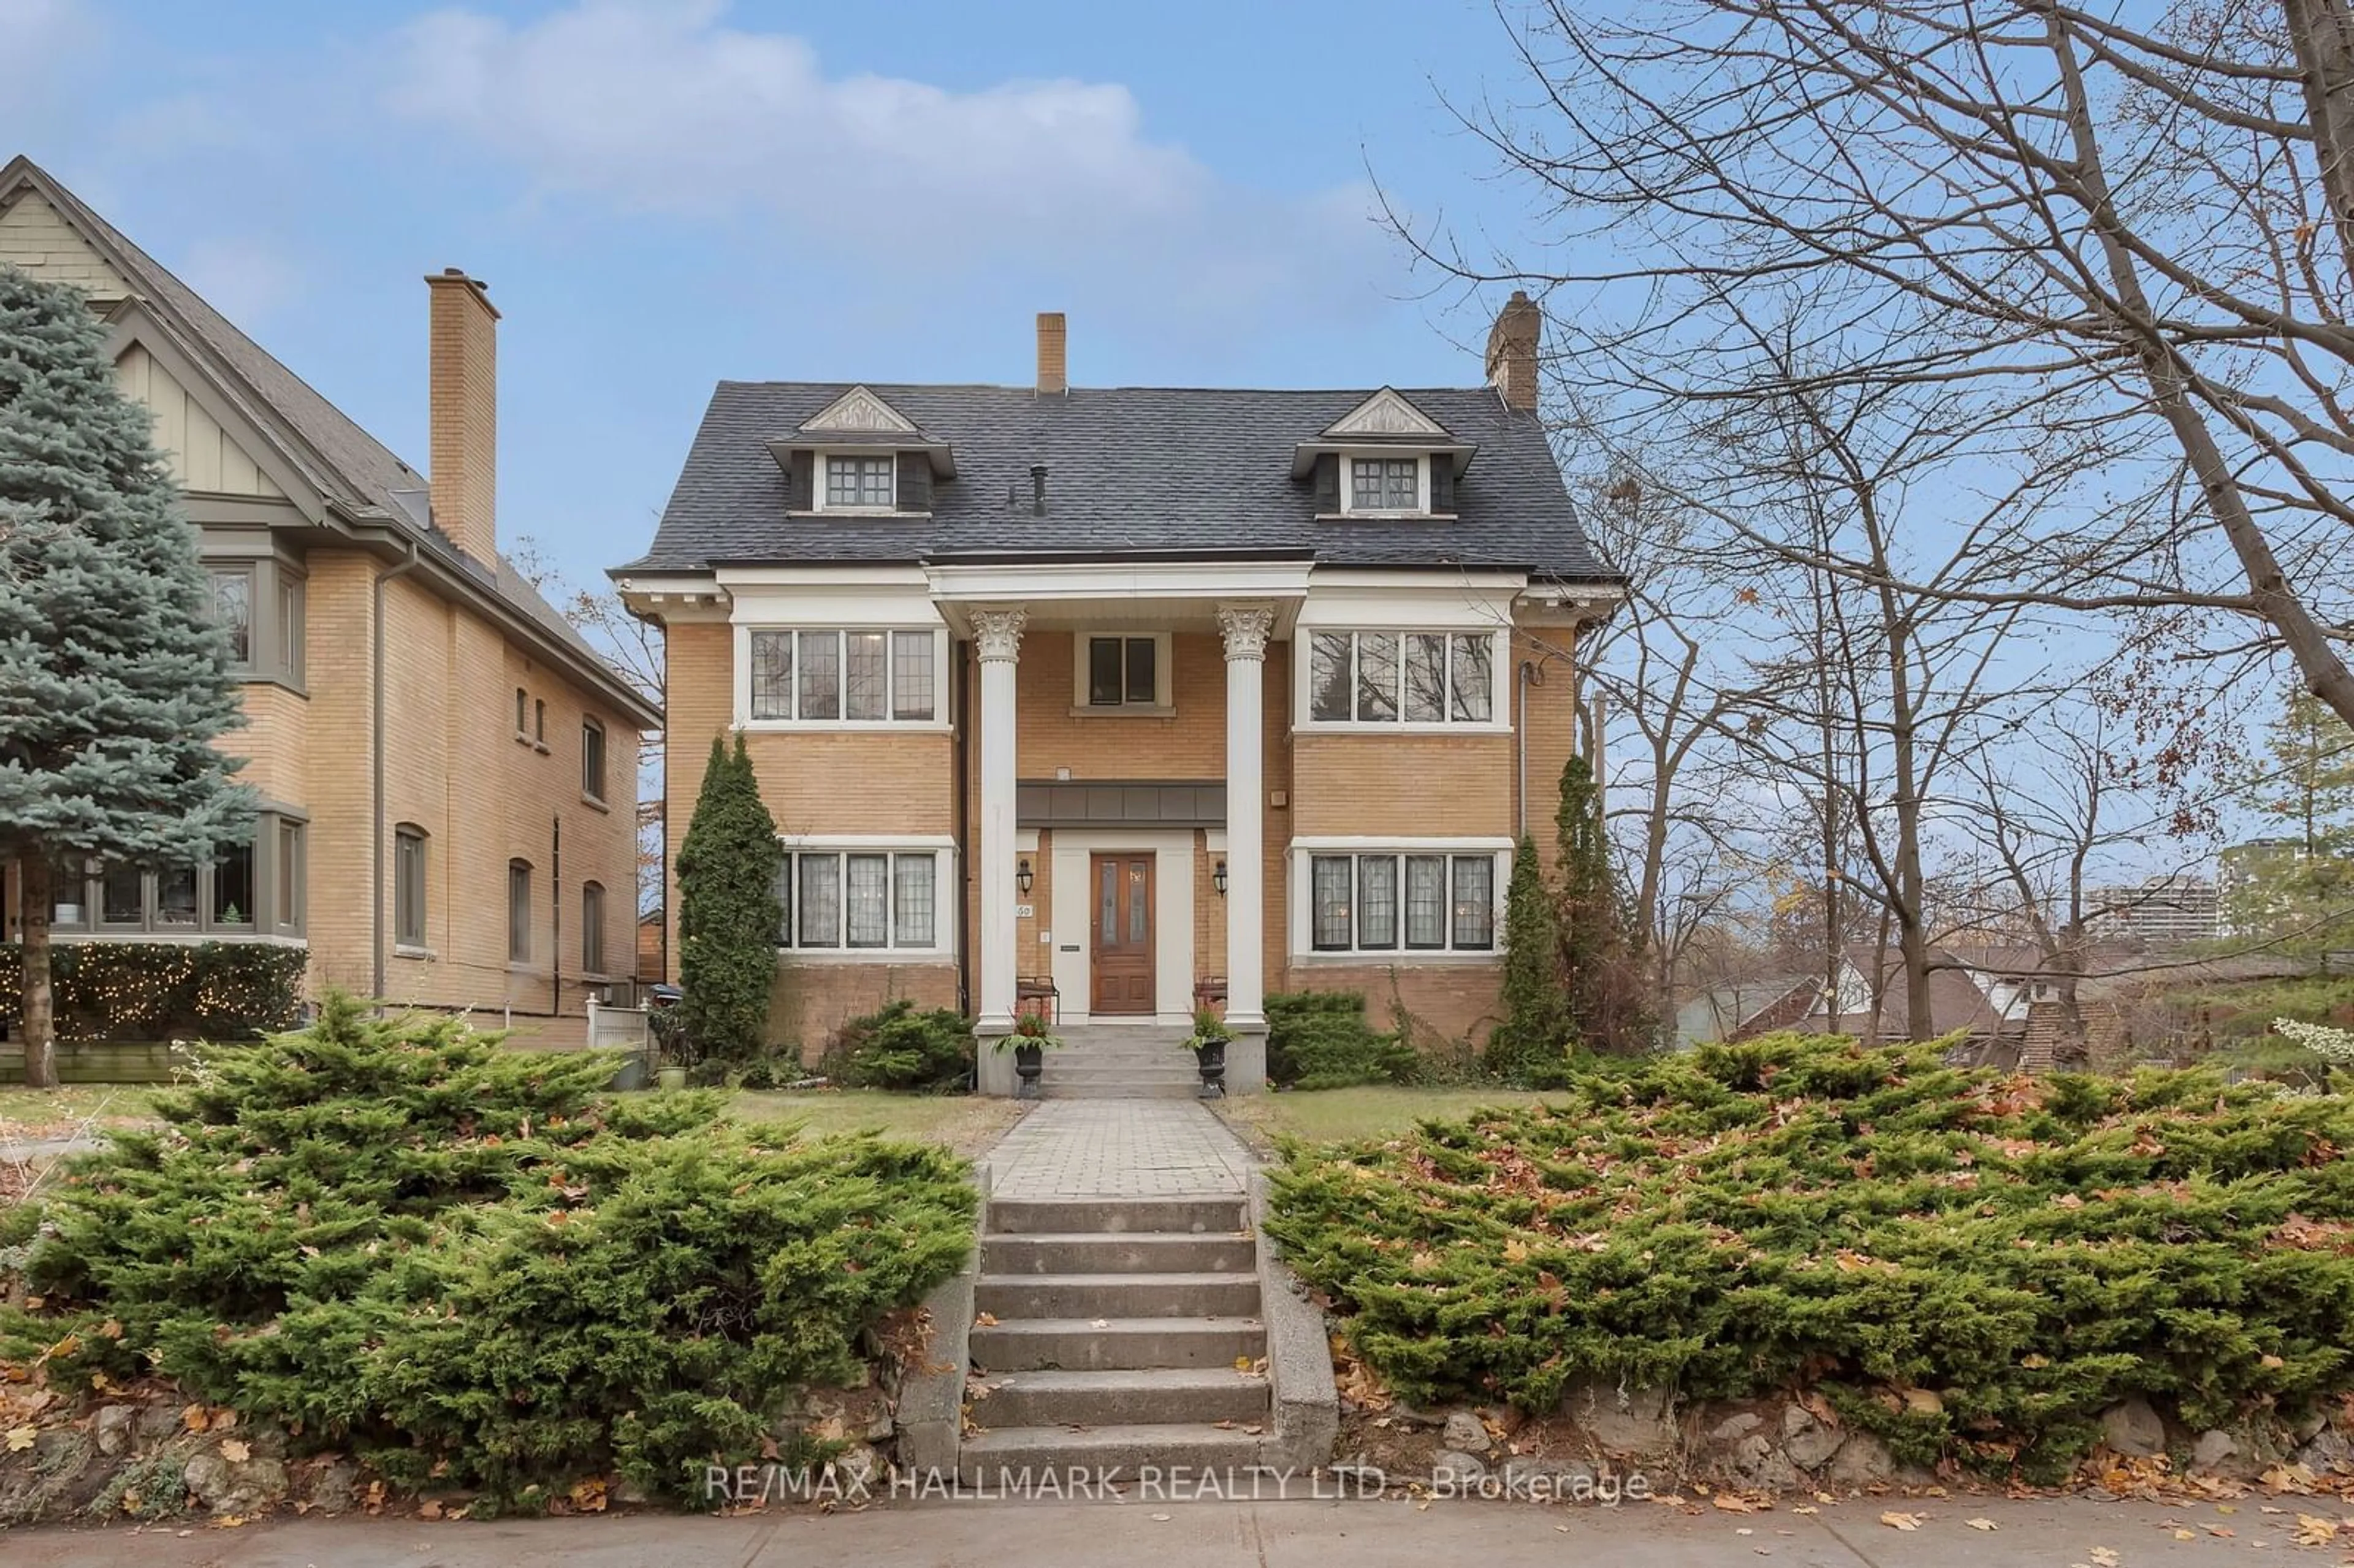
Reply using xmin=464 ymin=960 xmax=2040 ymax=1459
xmin=624 ymin=382 xmax=1617 ymax=581
xmin=1 ymin=157 xmax=648 ymax=718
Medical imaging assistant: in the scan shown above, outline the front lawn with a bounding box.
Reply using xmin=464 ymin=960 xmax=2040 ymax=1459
xmin=729 ymin=1087 xmax=1025 ymax=1155
xmin=0 ymin=1084 xmax=159 ymax=1142
xmin=1220 ymin=1085 xmax=1560 ymax=1149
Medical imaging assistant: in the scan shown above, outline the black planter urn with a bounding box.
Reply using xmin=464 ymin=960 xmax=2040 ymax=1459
xmin=1194 ymin=1039 xmax=1227 ymax=1097
xmin=1013 ymin=1041 xmax=1044 ymax=1097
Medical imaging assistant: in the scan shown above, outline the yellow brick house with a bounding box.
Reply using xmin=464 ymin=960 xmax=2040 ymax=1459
xmin=0 ymin=158 xmax=660 ymax=1046
xmin=619 ymin=302 xmax=1619 ymax=1089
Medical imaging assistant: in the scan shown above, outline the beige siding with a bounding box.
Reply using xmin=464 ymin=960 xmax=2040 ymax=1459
xmin=0 ymin=192 xmax=127 ymax=299
xmin=116 ymin=344 xmax=284 ymax=498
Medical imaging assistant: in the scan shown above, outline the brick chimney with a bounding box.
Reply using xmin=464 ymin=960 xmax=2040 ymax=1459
xmin=1035 ymin=311 xmax=1067 ymax=395
xmin=425 ymin=268 xmax=500 ymax=560
xmin=1485 ymin=288 xmax=1541 ymax=413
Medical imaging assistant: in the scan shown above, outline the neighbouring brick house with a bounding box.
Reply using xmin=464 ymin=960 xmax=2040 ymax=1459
xmin=621 ymin=302 xmax=1618 ymax=1089
xmin=0 ymin=157 xmax=659 ymax=1047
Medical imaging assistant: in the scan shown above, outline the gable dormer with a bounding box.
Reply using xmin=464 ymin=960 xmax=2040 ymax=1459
xmin=765 ymin=385 xmax=956 ymax=516
xmin=1292 ymin=388 xmax=1477 ymax=518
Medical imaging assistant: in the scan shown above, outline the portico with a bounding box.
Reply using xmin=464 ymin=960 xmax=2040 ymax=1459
xmin=929 ymin=562 xmax=1303 ymax=1094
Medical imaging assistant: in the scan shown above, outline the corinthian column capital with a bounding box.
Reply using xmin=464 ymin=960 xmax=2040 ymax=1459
xmin=1216 ymin=602 xmax=1276 ymax=662
xmin=972 ymin=606 xmax=1028 ymax=663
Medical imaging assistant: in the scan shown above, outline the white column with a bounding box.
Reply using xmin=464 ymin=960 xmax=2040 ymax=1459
xmin=972 ymin=606 xmax=1027 ymax=1039
xmin=1217 ymin=603 xmax=1275 ymax=1049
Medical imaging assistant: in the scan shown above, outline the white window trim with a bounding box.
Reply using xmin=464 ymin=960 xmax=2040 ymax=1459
xmin=774 ymin=835 xmax=958 ymax=961
xmin=814 ymin=449 xmax=898 ymax=514
xmin=1293 ymin=627 xmax=1510 ymax=734
xmin=1286 ymin=839 xmax=1509 ymax=963
xmin=734 ymin=624 xmax=952 ymax=731
xmin=1340 ymin=451 xmax=1428 ymax=517
xmin=1070 ymin=630 xmax=1176 ymax=715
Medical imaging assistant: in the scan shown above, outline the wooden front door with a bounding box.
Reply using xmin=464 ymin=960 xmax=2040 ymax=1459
xmin=1089 ymin=853 xmax=1156 ymax=1015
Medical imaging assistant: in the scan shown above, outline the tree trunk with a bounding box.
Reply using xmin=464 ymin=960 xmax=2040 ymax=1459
xmin=2051 ymin=12 xmax=2354 ymax=729
xmin=2285 ymin=0 xmax=2354 ymax=287
xmin=20 ymin=857 xmax=58 ymax=1090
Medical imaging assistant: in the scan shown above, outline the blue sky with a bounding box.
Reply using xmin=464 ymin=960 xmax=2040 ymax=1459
xmin=1 ymin=0 xmax=1547 ymax=586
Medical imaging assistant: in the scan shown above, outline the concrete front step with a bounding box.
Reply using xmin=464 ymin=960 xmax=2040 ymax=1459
xmin=1038 ymin=1083 xmax=1208 ymax=1100
xmin=981 ymin=1231 xmax=1258 ymax=1275
xmin=956 ymin=1421 xmax=1269 ymax=1483
xmin=987 ymin=1197 xmax=1249 ymax=1236
xmin=975 ymin=1271 xmax=1261 ymax=1319
xmin=972 ymin=1366 xmax=1271 ymax=1428
xmin=970 ymin=1316 xmax=1266 ymax=1371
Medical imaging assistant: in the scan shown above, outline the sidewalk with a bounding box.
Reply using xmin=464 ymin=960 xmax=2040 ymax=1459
xmin=1 ymin=1494 xmax=2296 ymax=1567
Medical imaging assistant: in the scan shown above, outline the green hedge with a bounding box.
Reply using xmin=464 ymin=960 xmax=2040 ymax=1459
xmin=0 ymin=942 xmax=304 ymax=1043
xmin=820 ymin=999 xmax=975 ymax=1091
xmin=6 ymin=994 xmax=976 ymax=1507
xmin=1267 ymin=991 xmax=1414 ymax=1089
xmin=1265 ymin=1031 xmax=2354 ymax=1481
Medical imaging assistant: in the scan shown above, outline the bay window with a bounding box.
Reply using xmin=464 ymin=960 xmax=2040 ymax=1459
xmin=43 ymin=817 xmax=300 ymax=937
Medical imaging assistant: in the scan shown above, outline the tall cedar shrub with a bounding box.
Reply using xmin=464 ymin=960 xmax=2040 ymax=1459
xmin=1486 ymin=835 xmax=1571 ymax=1081
xmin=1267 ymin=1032 xmax=2354 ymax=1482
xmin=1555 ymin=753 xmax=1650 ymax=1051
xmin=0 ymin=266 xmax=254 ymax=1088
xmin=9 ymin=994 xmax=977 ymax=1505
xmin=674 ymin=734 xmax=784 ymax=1065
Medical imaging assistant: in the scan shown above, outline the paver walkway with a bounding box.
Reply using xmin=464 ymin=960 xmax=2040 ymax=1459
xmin=985 ymin=1100 xmax=1255 ymax=1197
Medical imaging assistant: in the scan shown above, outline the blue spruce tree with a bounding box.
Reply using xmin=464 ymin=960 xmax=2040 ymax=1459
xmin=0 ymin=266 xmax=254 ymax=1087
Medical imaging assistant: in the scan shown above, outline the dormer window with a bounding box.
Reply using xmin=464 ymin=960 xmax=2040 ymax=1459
xmin=825 ymin=454 xmax=894 ymax=509
xmin=1348 ymin=457 xmax=1422 ymax=513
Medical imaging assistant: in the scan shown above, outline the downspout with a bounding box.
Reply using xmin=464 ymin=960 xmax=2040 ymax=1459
xmin=551 ymin=814 xmax=562 ymax=1018
xmin=371 ymin=541 xmax=423 ymax=1003
xmin=1515 ymin=657 xmax=1541 ymax=839
xmin=951 ymin=637 xmax=974 ymax=1014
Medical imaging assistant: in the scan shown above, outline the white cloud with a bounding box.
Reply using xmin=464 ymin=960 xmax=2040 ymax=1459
xmin=383 ymin=0 xmax=1382 ymax=309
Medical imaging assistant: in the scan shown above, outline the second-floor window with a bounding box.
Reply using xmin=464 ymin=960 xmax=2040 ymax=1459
xmin=1307 ymin=630 xmax=1497 ymax=725
xmin=581 ymin=718 xmax=607 ymax=802
xmin=825 ymin=454 xmax=894 ymax=508
xmin=1087 ymin=636 xmax=1156 ymax=707
xmin=748 ymin=628 xmax=939 ymax=723
xmin=209 ymin=569 xmax=252 ymax=663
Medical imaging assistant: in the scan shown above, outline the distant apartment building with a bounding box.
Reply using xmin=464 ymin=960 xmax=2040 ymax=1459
xmin=2084 ymin=874 xmax=2219 ymax=950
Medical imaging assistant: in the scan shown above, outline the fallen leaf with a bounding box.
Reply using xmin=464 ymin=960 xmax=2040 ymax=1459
xmin=1792 ymin=1505 xmax=1819 ymax=1515
xmin=1968 ymin=1518 xmax=1997 ymax=1531
xmin=2090 ymin=1548 xmax=2119 ymax=1566
xmin=1091 ymin=1319 xmax=1111 ymax=1329
xmin=1150 ymin=1513 xmax=1171 ymax=1521
xmin=2297 ymin=1517 xmax=2342 ymax=1547
xmin=1881 ymin=1512 xmax=1921 ymax=1531
xmin=418 ymin=1500 xmax=444 ymax=1521
xmin=2174 ymin=1528 xmax=2196 ymax=1540
xmin=1235 ymin=1356 xmax=1254 ymax=1372
xmin=569 ymin=1479 xmax=608 ymax=1514
xmin=1716 ymin=1494 xmax=1763 ymax=1513
xmin=973 ymin=1312 xmax=999 ymax=1328
xmin=4 ymin=1425 xmax=34 ymax=1453
xmin=181 ymin=1404 xmax=209 ymax=1433
xmin=219 ymin=1439 xmax=251 ymax=1464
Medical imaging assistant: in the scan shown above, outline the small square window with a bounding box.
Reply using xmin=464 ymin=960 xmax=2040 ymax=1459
xmin=1349 ymin=457 xmax=1419 ymax=511
xmin=581 ymin=718 xmax=607 ymax=802
xmin=1084 ymin=635 xmax=1161 ymax=708
xmin=825 ymin=455 xmax=895 ymax=508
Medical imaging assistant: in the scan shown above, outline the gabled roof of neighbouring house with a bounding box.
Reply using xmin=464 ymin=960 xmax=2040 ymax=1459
xmin=0 ymin=156 xmax=657 ymax=728
xmin=622 ymin=381 xmax=1618 ymax=580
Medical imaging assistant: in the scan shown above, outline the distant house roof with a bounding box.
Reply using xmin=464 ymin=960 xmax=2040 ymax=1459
xmin=623 ymin=381 xmax=1617 ymax=580
xmin=0 ymin=156 xmax=657 ymax=729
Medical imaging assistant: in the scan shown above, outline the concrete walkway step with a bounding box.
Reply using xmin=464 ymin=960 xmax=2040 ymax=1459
xmin=973 ymin=1366 xmax=1271 ymax=1428
xmin=970 ymin=1316 xmax=1266 ymax=1371
xmin=981 ymin=1231 xmax=1257 ymax=1275
xmin=988 ymin=1196 xmax=1249 ymax=1235
xmin=956 ymin=1421 xmax=1268 ymax=1483
xmin=1038 ymin=1084 xmax=1208 ymax=1101
xmin=975 ymin=1271 xmax=1261 ymax=1319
